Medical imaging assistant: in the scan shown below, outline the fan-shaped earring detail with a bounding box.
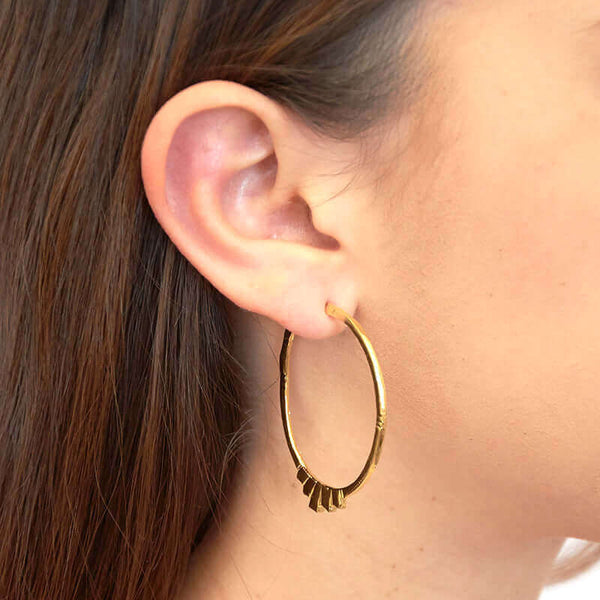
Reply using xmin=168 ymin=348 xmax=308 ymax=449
xmin=296 ymin=466 xmax=347 ymax=512
xmin=279 ymin=301 xmax=387 ymax=513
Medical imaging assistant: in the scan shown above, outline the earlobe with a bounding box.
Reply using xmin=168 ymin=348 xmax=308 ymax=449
xmin=140 ymin=80 xmax=359 ymax=339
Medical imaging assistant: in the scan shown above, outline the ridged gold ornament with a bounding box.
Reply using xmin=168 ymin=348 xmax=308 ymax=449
xmin=279 ymin=301 xmax=387 ymax=513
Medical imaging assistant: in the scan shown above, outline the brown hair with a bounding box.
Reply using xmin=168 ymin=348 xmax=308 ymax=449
xmin=0 ymin=1 xmax=597 ymax=598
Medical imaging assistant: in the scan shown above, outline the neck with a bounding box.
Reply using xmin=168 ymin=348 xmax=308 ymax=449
xmin=179 ymin=310 xmax=565 ymax=600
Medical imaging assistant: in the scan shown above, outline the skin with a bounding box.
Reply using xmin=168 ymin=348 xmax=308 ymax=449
xmin=140 ymin=1 xmax=600 ymax=598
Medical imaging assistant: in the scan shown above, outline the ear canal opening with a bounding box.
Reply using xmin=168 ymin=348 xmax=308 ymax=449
xmin=265 ymin=194 xmax=341 ymax=250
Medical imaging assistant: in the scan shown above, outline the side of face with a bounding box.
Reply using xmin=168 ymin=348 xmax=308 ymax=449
xmin=363 ymin=0 xmax=600 ymax=538
xmin=139 ymin=0 xmax=600 ymax=541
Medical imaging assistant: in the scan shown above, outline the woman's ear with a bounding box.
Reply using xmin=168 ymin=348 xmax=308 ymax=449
xmin=140 ymin=79 xmax=360 ymax=339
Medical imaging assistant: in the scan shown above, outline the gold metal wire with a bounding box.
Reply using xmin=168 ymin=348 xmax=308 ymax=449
xmin=279 ymin=301 xmax=387 ymax=513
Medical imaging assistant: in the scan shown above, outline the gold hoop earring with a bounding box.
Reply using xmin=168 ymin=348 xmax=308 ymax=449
xmin=279 ymin=301 xmax=387 ymax=513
